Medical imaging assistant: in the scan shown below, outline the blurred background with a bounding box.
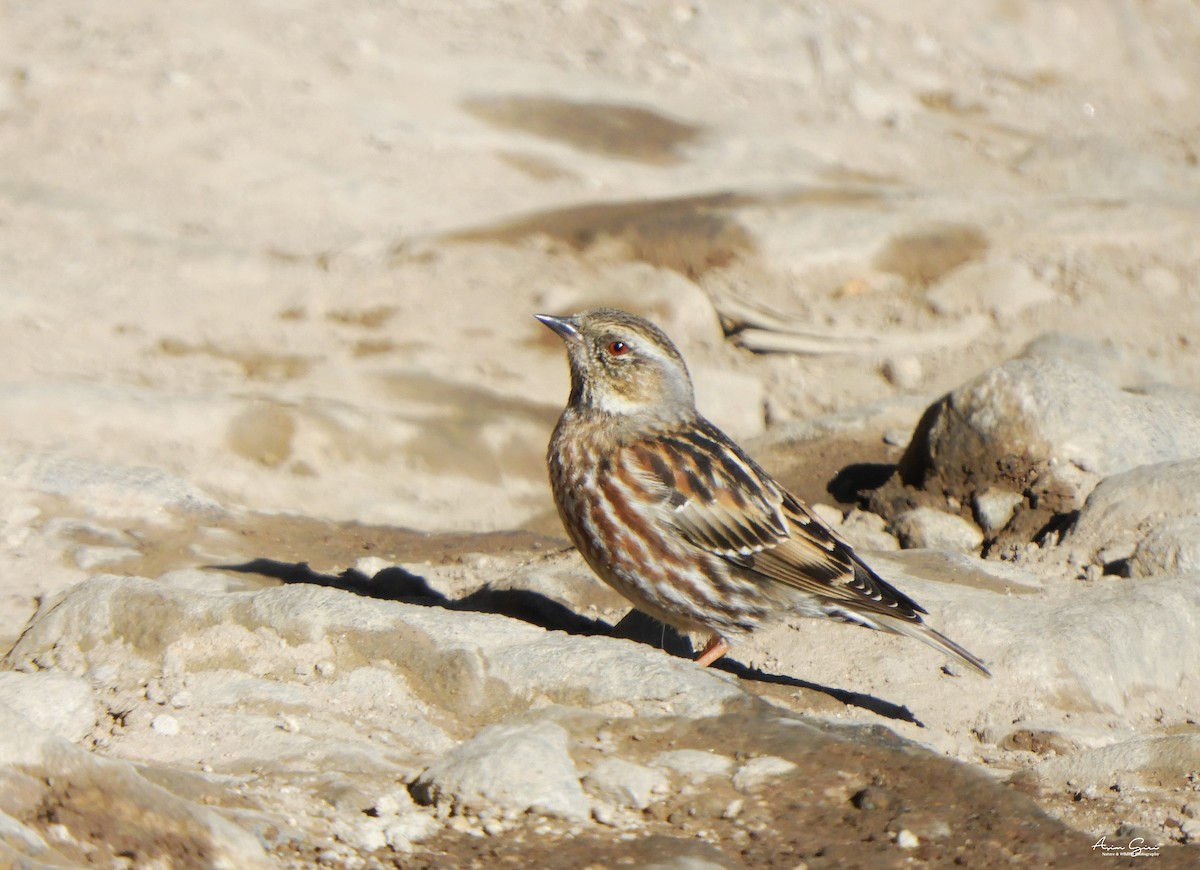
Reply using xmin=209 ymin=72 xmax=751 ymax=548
xmin=2 ymin=0 xmax=1198 ymax=532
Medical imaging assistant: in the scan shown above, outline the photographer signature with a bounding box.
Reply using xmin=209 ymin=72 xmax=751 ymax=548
xmin=1092 ymin=836 xmax=1162 ymax=858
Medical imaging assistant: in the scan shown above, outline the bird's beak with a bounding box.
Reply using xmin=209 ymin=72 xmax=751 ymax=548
xmin=534 ymin=313 xmax=582 ymax=342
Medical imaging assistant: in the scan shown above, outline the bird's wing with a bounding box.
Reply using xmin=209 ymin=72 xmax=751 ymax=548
xmin=753 ymin=492 xmax=927 ymax=620
xmin=622 ymin=422 xmax=926 ymax=622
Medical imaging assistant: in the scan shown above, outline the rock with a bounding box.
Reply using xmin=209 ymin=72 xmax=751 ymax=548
xmin=852 ymin=786 xmax=896 ymax=812
xmin=870 ymin=548 xmax=1043 ymax=594
xmin=890 ymin=811 xmax=952 ymax=843
xmin=0 ymin=672 xmax=95 ymax=743
xmin=884 ymin=357 xmax=1200 ymax=544
xmin=651 ymin=750 xmax=735 ymax=783
xmin=0 ymin=809 xmax=51 ymax=858
xmin=6 ymin=453 xmax=222 ymax=520
xmin=839 ymin=509 xmax=900 ymax=551
xmin=925 ymin=258 xmax=1056 ymax=320
xmin=411 ymin=718 xmax=590 ymax=822
xmin=1027 ymin=735 xmax=1200 ymax=792
xmin=881 ymin=355 xmax=923 ymax=389
xmin=731 ymin=756 xmax=798 ymax=792
xmin=1182 ymin=818 xmax=1200 ymax=844
xmin=5 ymin=574 xmax=742 ymax=723
xmin=1129 ymin=518 xmax=1200 ymax=578
xmin=583 ymin=758 xmax=670 ymax=810
xmin=934 ymin=357 xmax=1200 ymax=481
xmin=972 ymin=488 xmax=1024 ymax=535
xmin=861 ymin=552 xmax=1199 ymax=717
xmin=72 ymin=545 xmax=142 ymax=570
xmin=0 ymin=704 xmax=272 ymax=868
xmin=383 ymin=813 xmax=441 ymax=852
xmin=150 ymin=714 xmax=180 ymax=736
xmin=892 ymin=507 xmax=983 ymax=553
xmin=484 ymin=631 xmax=745 ymax=719
xmin=0 ymin=556 xmax=1145 ymax=863
xmin=330 ymin=817 xmax=388 ymax=853
xmin=809 ymin=502 xmax=845 ymax=529
xmin=1057 ymin=459 xmax=1200 ymax=574
xmin=1021 ymin=333 xmax=1163 ymax=389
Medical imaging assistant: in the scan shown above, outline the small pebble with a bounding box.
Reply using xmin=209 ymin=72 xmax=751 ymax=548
xmin=276 ymin=715 xmax=301 ymax=733
xmin=892 ymin=507 xmax=983 ymax=553
xmin=809 ymin=503 xmax=844 ymax=529
xmin=882 ymin=355 xmax=922 ymax=389
xmin=46 ymin=823 xmax=76 ymax=845
xmin=592 ymin=804 xmax=620 ymax=826
xmin=896 ymin=829 xmax=920 ymax=849
xmin=973 ymin=488 xmax=1024 ymax=534
xmin=150 ymin=715 xmax=180 ymax=736
xmin=353 ymin=556 xmax=395 ymax=579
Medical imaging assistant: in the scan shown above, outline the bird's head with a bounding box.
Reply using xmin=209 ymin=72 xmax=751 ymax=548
xmin=535 ymin=307 xmax=696 ymax=423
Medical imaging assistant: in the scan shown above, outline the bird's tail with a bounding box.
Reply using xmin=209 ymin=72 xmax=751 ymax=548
xmin=883 ymin=618 xmax=992 ymax=678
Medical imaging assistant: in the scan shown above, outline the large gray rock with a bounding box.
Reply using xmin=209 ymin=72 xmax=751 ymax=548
xmin=863 ymin=551 xmax=1200 ymax=719
xmin=877 ymin=357 xmax=1200 ymax=546
xmin=0 ymin=672 xmax=95 ymax=743
xmin=0 ymin=558 xmax=1164 ymax=861
xmin=6 ymin=574 xmax=742 ymax=723
xmin=1056 ymin=459 xmax=1200 ymax=576
xmin=412 ymin=718 xmax=590 ymax=821
xmin=1026 ymin=734 xmax=1200 ymax=792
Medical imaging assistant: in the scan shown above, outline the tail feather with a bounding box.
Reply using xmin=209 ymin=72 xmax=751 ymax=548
xmin=825 ymin=604 xmax=992 ymax=677
xmin=885 ymin=618 xmax=992 ymax=678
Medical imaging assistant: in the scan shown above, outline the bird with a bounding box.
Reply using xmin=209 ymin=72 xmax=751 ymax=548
xmin=535 ymin=307 xmax=990 ymax=677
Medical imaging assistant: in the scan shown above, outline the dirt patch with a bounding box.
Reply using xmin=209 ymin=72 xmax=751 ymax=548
xmin=461 ymin=95 xmax=704 ymax=165
xmin=27 ymin=769 xmax=218 ymax=869
xmin=444 ymin=190 xmax=756 ymax=279
xmin=157 ymin=338 xmax=313 ymax=382
xmin=442 ymin=186 xmax=886 ymax=280
xmin=400 ymin=706 xmax=1154 ymax=869
xmin=752 ymin=431 xmax=904 ymax=510
xmin=44 ymin=501 xmax=563 ymax=583
xmin=873 ymin=222 xmax=989 ymax=287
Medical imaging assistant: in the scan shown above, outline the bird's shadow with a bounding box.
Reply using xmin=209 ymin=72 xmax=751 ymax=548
xmin=213 ymin=558 xmax=921 ymax=725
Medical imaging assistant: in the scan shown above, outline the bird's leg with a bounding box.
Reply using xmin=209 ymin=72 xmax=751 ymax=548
xmin=694 ymin=635 xmax=730 ymax=667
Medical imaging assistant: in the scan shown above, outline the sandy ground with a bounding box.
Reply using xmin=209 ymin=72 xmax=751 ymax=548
xmin=3 ymin=0 xmax=1200 ymax=866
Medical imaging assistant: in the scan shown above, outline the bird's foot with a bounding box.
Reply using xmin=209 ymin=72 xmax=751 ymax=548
xmin=694 ymin=635 xmax=730 ymax=667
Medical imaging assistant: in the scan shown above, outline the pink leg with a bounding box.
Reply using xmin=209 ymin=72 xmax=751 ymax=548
xmin=694 ymin=635 xmax=730 ymax=667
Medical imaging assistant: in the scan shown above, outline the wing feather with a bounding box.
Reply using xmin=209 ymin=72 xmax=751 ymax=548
xmin=624 ymin=422 xmax=926 ymax=622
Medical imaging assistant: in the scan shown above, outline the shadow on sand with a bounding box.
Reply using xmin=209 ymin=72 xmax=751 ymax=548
xmin=214 ymin=557 xmax=922 ymax=725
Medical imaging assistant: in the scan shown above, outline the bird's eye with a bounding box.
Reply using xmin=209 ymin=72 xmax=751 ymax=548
xmin=606 ymin=340 xmax=631 ymax=356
